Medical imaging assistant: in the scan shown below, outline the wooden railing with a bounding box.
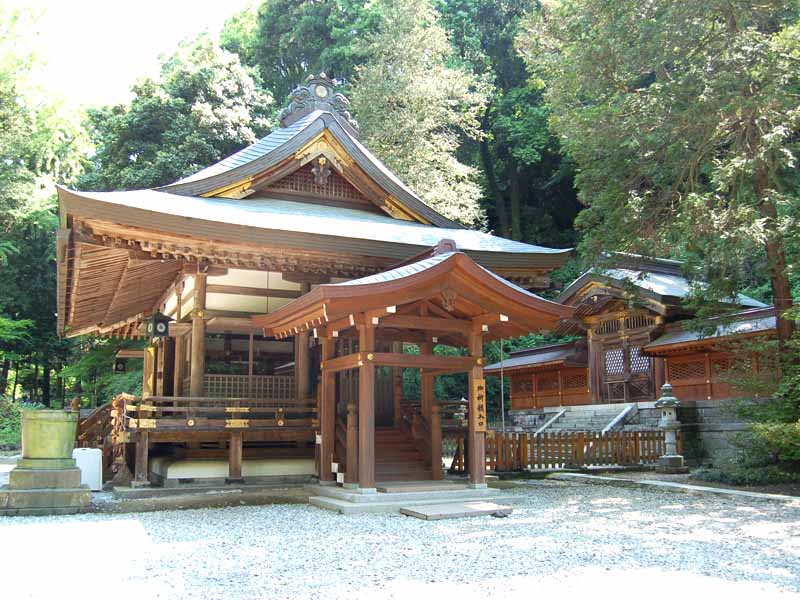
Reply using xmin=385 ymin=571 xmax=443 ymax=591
xmin=446 ymin=429 xmax=681 ymax=473
xmin=202 ymin=374 xmax=294 ymax=401
xmin=76 ymin=402 xmax=113 ymax=447
xmin=123 ymin=395 xmax=316 ymax=433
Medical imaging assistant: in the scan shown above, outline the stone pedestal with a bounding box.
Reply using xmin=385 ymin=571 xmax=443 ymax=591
xmin=656 ymin=454 xmax=688 ymax=474
xmin=0 ymin=410 xmax=91 ymax=516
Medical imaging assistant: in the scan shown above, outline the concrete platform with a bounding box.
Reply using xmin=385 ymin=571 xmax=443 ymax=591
xmin=150 ymin=457 xmax=315 ymax=487
xmin=307 ymin=481 xmax=511 ymax=514
xmin=400 ymin=501 xmax=513 ymax=520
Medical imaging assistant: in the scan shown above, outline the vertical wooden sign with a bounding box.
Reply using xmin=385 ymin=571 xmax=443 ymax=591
xmin=471 ymin=378 xmax=487 ymax=432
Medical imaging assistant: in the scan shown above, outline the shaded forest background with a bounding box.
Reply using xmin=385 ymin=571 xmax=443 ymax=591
xmin=1 ymin=1 xmax=798 ymax=473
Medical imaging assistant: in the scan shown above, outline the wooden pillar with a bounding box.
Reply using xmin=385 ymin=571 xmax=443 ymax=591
xmin=248 ymin=333 xmax=254 ymax=397
xmin=345 ymin=401 xmax=358 ymax=484
xmin=133 ymin=432 xmax=149 ymax=487
xmin=319 ymin=337 xmax=336 ymax=483
xmin=420 ymin=342 xmax=434 ymax=420
xmin=392 ymin=342 xmax=403 ymax=426
xmin=173 ymin=334 xmax=185 ymax=396
xmin=142 ymin=346 xmax=156 ymax=398
xmin=393 ymin=368 xmax=403 ymax=425
xmin=357 ymin=323 xmax=376 ymax=489
xmin=430 ymin=402 xmax=442 ymax=480
xmin=189 ymin=272 xmax=207 ymax=397
xmin=295 ymin=283 xmax=312 ymax=400
xmin=468 ymin=323 xmax=486 ymax=486
xmin=228 ymin=431 xmax=243 ymax=482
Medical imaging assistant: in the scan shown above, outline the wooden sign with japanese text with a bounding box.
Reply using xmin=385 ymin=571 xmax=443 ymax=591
xmin=471 ymin=378 xmax=487 ymax=432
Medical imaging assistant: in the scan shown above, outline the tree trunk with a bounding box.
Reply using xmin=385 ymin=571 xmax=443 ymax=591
xmin=509 ymin=170 xmax=522 ymax=241
xmin=11 ymin=363 xmax=18 ymax=401
xmin=479 ymin=111 xmax=510 ymax=237
xmin=42 ymin=354 xmax=51 ymax=408
xmin=754 ymin=166 xmax=795 ymax=366
xmin=0 ymin=358 xmax=9 ymax=393
xmin=31 ymin=360 xmax=39 ymax=403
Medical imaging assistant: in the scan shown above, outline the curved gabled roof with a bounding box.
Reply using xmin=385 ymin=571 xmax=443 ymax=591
xmin=558 ymin=267 xmax=766 ymax=309
xmin=159 ymin=110 xmax=464 ymax=229
xmin=253 ymin=251 xmax=573 ymax=342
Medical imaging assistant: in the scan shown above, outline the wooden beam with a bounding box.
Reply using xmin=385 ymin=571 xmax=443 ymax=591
xmin=370 ymin=352 xmax=478 ymax=371
xmin=321 ymin=352 xmax=363 ymax=374
xmin=207 ymin=284 xmax=302 ymax=299
xmin=133 ymin=432 xmax=150 ymax=487
xmin=378 ymin=314 xmax=471 ymax=335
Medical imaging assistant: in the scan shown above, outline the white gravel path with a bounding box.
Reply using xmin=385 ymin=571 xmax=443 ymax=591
xmin=1 ymin=479 xmax=798 ymax=600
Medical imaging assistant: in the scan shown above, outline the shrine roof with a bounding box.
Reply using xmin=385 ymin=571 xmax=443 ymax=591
xmin=644 ymin=307 xmax=778 ymax=352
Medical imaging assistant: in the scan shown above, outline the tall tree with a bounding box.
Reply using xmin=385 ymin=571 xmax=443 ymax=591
xmin=439 ymin=0 xmax=580 ymax=245
xmin=350 ymin=0 xmax=489 ymax=226
xmin=79 ymin=36 xmax=273 ymax=191
xmin=521 ymin=0 xmax=800 ymax=354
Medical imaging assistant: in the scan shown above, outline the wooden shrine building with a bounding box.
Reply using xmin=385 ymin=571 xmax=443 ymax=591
xmin=485 ymin=254 xmax=776 ymax=415
xmin=56 ymin=75 xmax=572 ymax=487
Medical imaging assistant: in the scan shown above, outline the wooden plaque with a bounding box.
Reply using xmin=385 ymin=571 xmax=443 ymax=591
xmin=471 ymin=378 xmax=487 ymax=433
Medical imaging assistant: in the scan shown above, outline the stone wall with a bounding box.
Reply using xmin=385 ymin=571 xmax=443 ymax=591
xmin=508 ymin=399 xmax=753 ymax=467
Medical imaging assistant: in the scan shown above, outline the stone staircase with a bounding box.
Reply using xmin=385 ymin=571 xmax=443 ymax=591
xmin=544 ymin=404 xmax=632 ymax=432
xmin=375 ymin=427 xmax=432 ymax=482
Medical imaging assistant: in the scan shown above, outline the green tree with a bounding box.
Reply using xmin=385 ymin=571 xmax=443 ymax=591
xmin=439 ymin=0 xmax=579 ymax=245
xmin=79 ymin=36 xmax=273 ymax=191
xmin=350 ymin=0 xmax=489 ymax=226
xmin=521 ymin=0 xmax=800 ymax=354
xmin=226 ymin=0 xmax=381 ymax=101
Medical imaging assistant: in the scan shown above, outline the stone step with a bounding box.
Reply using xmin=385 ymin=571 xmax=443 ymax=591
xmin=377 ymin=481 xmax=466 ymax=493
xmin=306 ymin=483 xmax=498 ymax=504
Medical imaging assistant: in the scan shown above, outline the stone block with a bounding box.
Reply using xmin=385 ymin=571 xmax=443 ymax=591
xmin=15 ymin=457 xmax=76 ymax=470
xmin=656 ymin=454 xmax=689 ymax=474
xmin=8 ymin=468 xmax=82 ymax=490
xmin=1 ymin=486 xmax=90 ymax=512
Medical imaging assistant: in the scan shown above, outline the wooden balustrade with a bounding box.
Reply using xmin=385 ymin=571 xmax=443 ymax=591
xmin=446 ymin=429 xmax=681 ymax=473
xmin=123 ymin=395 xmax=316 ymax=433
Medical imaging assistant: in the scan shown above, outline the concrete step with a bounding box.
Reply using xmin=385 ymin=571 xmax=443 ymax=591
xmin=377 ymin=481 xmax=466 ymax=493
xmin=400 ymin=501 xmax=513 ymax=520
xmin=308 ymin=487 xmax=510 ymax=514
xmin=306 ymin=483 xmax=498 ymax=504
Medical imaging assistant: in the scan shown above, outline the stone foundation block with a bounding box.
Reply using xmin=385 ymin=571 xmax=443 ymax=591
xmin=8 ymin=468 xmax=82 ymax=490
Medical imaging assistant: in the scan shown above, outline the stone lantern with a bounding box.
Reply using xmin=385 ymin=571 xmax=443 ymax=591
xmin=654 ymin=383 xmax=688 ymax=474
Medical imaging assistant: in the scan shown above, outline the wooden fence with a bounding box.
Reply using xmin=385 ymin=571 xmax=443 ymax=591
xmin=448 ymin=429 xmax=681 ymax=472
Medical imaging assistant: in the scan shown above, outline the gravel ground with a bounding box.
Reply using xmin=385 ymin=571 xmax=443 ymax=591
xmin=1 ymin=479 xmax=799 ymax=600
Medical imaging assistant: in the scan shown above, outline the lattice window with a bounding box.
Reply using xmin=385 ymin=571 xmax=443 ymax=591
xmin=606 ymin=382 xmax=626 ymax=401
xmin=629 ymin=377 xmax=653 ymax=399
xmin=265 ymin=163 xmax=367 ymax=203
xmin=629 ymin=346 xmax=651 ymax=374
xmin=711 ymin=358 xmax=731 ymax=376
xmin=668 ymin=360 xmax=706 ymax=381
xmin=595 ymin=319 xmax=620 ymax=335
xmin=625 ymin=314 xmax=656 ymax=330
xmin=604 ymin=347 xmax=625 ymax=376
xmin=537 ymin=373 xmax=559 ymax=393
xmin=562 ymin=372 xmax=587 ymax=390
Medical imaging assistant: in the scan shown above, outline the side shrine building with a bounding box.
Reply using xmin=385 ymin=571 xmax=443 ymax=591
xmin=56 ymin=75 xmax=572 ymax=489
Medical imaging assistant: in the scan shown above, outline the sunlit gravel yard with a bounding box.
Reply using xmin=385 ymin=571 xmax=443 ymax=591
xmin=1 ymin=479 xmax=799 ymax=600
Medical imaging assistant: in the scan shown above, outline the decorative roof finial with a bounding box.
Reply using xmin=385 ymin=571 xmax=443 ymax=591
xmin=279 ymin=74 xmax=360 ymax=137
